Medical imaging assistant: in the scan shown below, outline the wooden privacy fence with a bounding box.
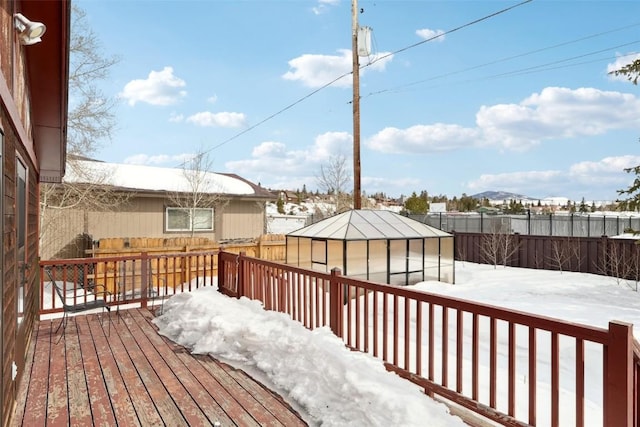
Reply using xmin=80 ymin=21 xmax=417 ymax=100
xmin=218 ymin=250 xmax=640 ymax=427
xmin=455 ymin=232 xmax=640 ymax=279
xmin=89 ymin=234 xmax=286 ymax=262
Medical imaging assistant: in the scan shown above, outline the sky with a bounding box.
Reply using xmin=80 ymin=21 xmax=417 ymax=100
xmin=75 ymin=0 xmax=640 ymax=203
xmin=149 ymin=260 xmax=640 ymax=426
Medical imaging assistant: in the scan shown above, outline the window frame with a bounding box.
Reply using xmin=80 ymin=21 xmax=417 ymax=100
xmin=165 ymin=207 xmax=214 ymax=232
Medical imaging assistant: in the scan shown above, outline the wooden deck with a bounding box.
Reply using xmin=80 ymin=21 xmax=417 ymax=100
xmin=13 ymin=308 xmax=308 ymax=427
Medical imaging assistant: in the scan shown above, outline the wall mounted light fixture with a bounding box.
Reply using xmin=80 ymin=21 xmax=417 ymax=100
xmin=14 ymin=13 xmax=46 ymax=45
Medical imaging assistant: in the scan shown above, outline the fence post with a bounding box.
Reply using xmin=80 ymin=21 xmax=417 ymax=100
xmin=329 ymin=267 xmax=343 ymax=338
xmin=237 ymin=251 xmax=246 ymax=299
xmin=217 ymin=251 xmax=225 ymax=294
xmin=604 ymin=321 xmax=633 ymax=426
xmin=140 ymin=252 xmax=148 ymax=309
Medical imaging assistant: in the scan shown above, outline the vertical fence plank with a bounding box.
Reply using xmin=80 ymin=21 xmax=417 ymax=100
xmin=576 ymin=339 xmax=584 ymax=427
xmin=529 ymin=327 xmax=537 ymax=426
xmin=329 ymin=268 xmax=342 ymax=338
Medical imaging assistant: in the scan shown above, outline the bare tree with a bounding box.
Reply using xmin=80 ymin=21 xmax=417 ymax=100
xmin=67 ymin=4 xmax=119 ymax=155
xmin=316 ymin=154 xmax=352 ymax=215
xmin=597 ymin=239 xmax=640 ymax=290
xmin=480 ymin=220 xmax=521 ymax=268
xmin=40 ymin=5 xmax=121 ymax=257
xmin=40 ymin=158 xmax=132 ymax=258
xmin=168 ymin=150 xmax=228 ymax=237
xmin=547 ymin=237 xmax=582 ymax=274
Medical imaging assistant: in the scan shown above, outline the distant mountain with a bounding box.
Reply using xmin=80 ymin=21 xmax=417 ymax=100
xmin=471 ymin=191 xmax=538 ymax=202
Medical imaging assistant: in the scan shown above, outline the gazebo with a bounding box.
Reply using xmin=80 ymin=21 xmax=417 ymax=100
xmin=286 ymin=209 xmax=454 ymax=285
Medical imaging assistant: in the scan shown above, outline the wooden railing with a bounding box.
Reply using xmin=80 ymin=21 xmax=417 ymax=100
xmin=40 ymin=251 xmax=217 ymax=314
xmin=218 ymin=251 xmax=638 ymax=427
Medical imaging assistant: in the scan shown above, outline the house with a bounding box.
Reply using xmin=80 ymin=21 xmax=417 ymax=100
xmin=0 ymin=1 xmax=70 ymax=425
xmin=41 ymin=158 xmax=277 ymax=259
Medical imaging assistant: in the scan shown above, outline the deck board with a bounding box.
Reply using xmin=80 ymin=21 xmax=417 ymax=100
xmin=13 ymin=308 xmax=308 ymax=427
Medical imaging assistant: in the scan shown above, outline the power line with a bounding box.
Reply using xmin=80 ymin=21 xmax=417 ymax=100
xmin=363 ymin=0 xmax=533 ymax=69
xmin=176 ymin=0 xmax=534 ymax=167
xmin=363 ymin=22 xmax=640 ymax=98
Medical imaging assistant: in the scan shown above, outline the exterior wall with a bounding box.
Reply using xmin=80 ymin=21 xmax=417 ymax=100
xmin=41 ymin=195 xmax=268 ymax=259
xmin=218 ymin=199 xmax=265 ymax=241
xmin=0 ymin=2 xmax=69 ymax=425
xmin=1 ymin=70 xmax=39 ymax=427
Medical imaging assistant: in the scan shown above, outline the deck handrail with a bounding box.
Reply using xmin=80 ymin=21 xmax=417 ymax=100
xmin=218 ymin=250 xmax=638 ymax=427
xmin=40 ymin=250 xmax=218 ymax=313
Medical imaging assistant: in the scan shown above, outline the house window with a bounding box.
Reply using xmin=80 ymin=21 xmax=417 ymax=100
xmin=166 ymin=207 xmax=214 ymax=232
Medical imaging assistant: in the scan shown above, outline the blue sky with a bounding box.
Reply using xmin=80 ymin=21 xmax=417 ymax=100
xmin=79 ymin=0 xmax=640 ymax=202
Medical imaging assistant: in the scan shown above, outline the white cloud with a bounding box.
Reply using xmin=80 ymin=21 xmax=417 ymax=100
xmin=468 ymin=170 xmax=563 ymax=192
xmin=466 ymin=155 xmax=640 ymax=198
xmin=368 ymin=87 xmax=640 ymax=155
xmin=186 ymin=111 xmax=247 ymax=128
xmin=607 ymin=52 xmax=640 ymax=83
xmin=120 ymin=66 xmax=187 ymax=106
xmin=367 ymin=124 xmax=481 ymax=154
xmin=312 ymin=0 xmax=340 ymax=15
xmin=477 ymin=87 xmax=640 ymax=150
xmin=207 ymin=95 xmax=218 ymax=104
xmin=416 ymin=28 xmax=445 ymax=42
xmin=251 ymin=141 xmax=287 ymax=158
xmin=310 ymin=131 xmax=351 ymax=160
xmin=282 ymin=49 xmax=393 ymax=88
xmin=363 ymin=176 xmax=421 ymax=193
xmin=569 ymin=155 xmax=640 ymax=175
xmin=225 ymin=132 xmax=352 ymax=177
xmin=169 ymin=113 xmax=184 ymax=123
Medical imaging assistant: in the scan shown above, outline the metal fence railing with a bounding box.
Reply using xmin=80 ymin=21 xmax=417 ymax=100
xmin=413 ymin=213 xmax=640 ymax=237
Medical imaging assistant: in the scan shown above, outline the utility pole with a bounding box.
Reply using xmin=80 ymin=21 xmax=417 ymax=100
xmin=351 ymin=0 xmax=362 ymax=209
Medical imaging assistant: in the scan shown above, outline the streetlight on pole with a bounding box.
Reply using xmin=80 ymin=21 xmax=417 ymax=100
xmin=351 ymin=0 xmax=362 ymax=210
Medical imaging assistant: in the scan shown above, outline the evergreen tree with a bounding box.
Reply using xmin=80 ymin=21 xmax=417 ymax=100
xmin=579 ymin=197 xmax=588 ymax=213
xmin=404 ymin=191 xmax=429 ymax=214
xmin=276 ymin=196 xmax=285 ymax=214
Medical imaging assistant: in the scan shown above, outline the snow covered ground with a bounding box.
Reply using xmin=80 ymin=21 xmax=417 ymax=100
xmin=152 ymin=262 xmax=640 ymax=426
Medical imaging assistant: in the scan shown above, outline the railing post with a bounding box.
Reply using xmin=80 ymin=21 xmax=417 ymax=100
xmin=140 ymin=252 xmax=148 ymax=309
xmin=237 ymin=252 xmax=246 ymax=299
xmin=329 ymin=267 xmax=343 ymax=338
xmin=217 ymin=251 xmax=225 ymax=294
xmin=604 ymin=321 xmax=633 ymax=426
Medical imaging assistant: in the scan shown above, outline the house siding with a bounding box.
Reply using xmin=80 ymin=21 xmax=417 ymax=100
xmin=1 ymin=103 xmax=39 ymax=427
xmin=0 ymin=2 xmax=70 ymax=424
xmin=41 ymin=195 xmax=269 ymax=259
xmin=219 ymin=199 xmax=265 ymax=241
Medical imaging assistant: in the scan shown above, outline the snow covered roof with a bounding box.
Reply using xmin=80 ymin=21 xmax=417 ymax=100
xmin=287 ymin=209 xmax=452 ymax=240
xmin=64 ymin=159 xmax=256 ymax=195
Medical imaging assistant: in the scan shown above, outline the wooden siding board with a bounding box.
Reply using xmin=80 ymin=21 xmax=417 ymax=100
xmin=84 ymin=312 xmax=141 ymax=426
xmin=63 ymin=317 xmax=93 ymax=426
xmin=171 ymin=351 xmax=238 ymax=426
xmin=116 ymin=313 xmax=188 ymax=425
xmin=17 ymin=322 xmax=51 ymax=427
xmin=221 ymin=363 xmax=307 ymax=427
xmin=46 ymin=321 xmax=69 ymax=427
xmin=197 ymin=352 xmax=290 ymax=426
xmin=192 ymin=355 xmax=263 ymax=427
xmin=100 ymin=314 xmax=162 ymax=426
xmin=15 ymin=309 xmax=308 ymax=427
xmin=122 ymin=310 xmax=211 ymax=426
xmin=128 ymin=309 xmax=233 ymax=425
